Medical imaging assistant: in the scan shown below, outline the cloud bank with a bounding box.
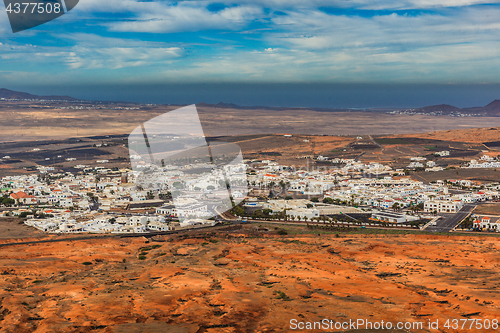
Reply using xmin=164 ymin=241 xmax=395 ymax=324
xmin=0 ymin=0 xmax=499 ymax=85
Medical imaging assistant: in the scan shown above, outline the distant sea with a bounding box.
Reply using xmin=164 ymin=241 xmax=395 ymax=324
xmin=17 ymin=82 xmax=500 ymax=109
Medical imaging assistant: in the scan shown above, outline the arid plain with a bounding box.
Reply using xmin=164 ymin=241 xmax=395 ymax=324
xmin=1 ymin=101 xmax=500 ymax=142
xmin=1 ymin=225 xmax=500 ymax=333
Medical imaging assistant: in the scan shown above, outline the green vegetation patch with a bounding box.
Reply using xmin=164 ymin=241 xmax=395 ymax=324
xmin=139 ymin=244 xmax=162 ymax=252
xmin=274 ymin=290 xmax=291 ymax=301
xmin=277 ymin=239 xmax=308 ymax=245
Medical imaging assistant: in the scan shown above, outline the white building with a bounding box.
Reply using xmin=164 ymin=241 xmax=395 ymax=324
xmin=407 ymin=162 xmax=424 ymax=169
xmin=424 ymin=200 xmax=463 ymax=213
xmin=426 ymin=161 xmax=436 ymax=168
xmin=287 ymin=208 xmax=320 ymax=220
xmin=156 ymin=205 xmax=175 ymax=215
xmin=435 ymin=151 xmax=450 ymax=157
xmin=130 ymin=216 xmax=148 ymax=226
xmin=147 ymin=221 xmax=170 ymax=231
xmin=59 ymin=222 xmax=84 ymax=233
xmin=173 ymin=204 xmax=209 ymax=218
xmin=371 ymin=212 xmax=419 ymax=224
xmin=473 ymin=215 xmax=500 ymax=231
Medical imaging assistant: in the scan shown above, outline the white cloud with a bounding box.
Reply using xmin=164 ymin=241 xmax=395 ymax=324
xmin=268 ymin=7 xmax=500 ymax=51
xmin=70 ymin=0 xmax=263 ymax=33
xmin=0 ymin=33 xmax=183 ymax=71
xmin=66 ymin=46 xmax=182 ymax=69
xmin=59 ymin=34 xmax=183 ymax=69
xmin=110 ymin=6 xmax=262 ymax=33
xmin=1 ymin=0 xmax=500 ymax=85
xmin=145 ymin=39 xmax=500 ymax=84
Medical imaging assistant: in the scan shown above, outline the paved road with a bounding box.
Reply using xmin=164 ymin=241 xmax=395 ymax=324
xmin=426 ymin=204 xmax=475 ymax=232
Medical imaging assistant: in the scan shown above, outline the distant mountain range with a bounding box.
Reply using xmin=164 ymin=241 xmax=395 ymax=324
xmin=197 ymin=102 xmax=359 ymax=112
xmin=413 ymin=100 xmax=500 ymax=116
xmin=0 ymin=88 xmax=78 ymax=101
xmin=197 ymin=101 xmax=500 ymax=116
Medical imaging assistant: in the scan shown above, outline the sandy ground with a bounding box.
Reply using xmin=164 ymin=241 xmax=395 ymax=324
xmin=389 ymin=128 xmax=500 ymax=144
xmin=0 ymin=228 xmax=499 ymax=332
xmin=474 ymin=203 xmax=500 ymax=216
xmin=0 ymin=218 xmax=45 ymax=240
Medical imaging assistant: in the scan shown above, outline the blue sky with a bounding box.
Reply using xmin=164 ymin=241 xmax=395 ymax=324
xmin=1 ymin=0 xmax=500 ymax=107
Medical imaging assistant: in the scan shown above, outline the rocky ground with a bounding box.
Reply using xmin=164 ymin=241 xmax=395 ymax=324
xmin=0 ymin=226 xmax=499 ymax=332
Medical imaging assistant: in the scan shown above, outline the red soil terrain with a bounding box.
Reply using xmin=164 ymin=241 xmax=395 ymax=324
xmin=0 ymin=229 xmax=499 ymax=333
xmin=388 ymin=127 xmax=500 ymax=144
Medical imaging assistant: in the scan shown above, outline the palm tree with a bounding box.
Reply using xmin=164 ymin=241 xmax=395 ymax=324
xmin=279 ymin=180 xmax=287 ymax=193
xmin=283 ymin=209 xmax=289 ymax=221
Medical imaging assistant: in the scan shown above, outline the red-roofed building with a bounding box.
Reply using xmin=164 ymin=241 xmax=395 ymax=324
xmin=10 ymin=191 xmax=37 ymax=204
xmin=474 ymin=215 xmax=500 ymax=231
